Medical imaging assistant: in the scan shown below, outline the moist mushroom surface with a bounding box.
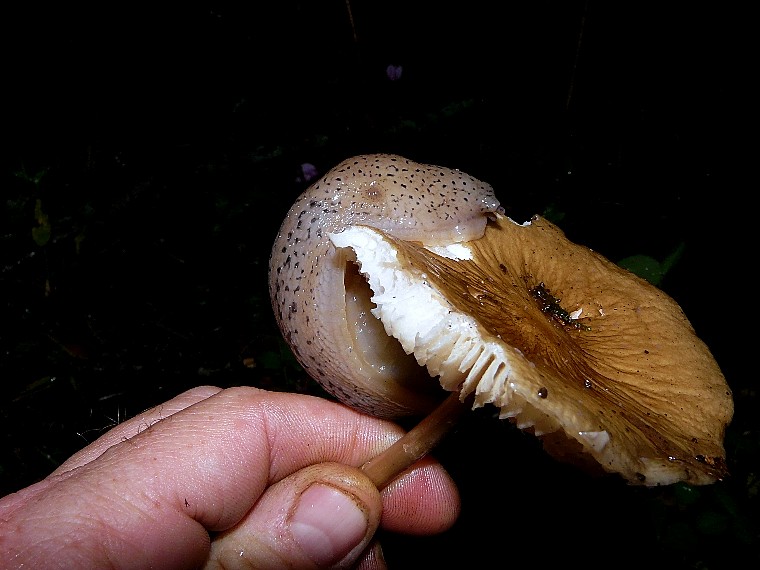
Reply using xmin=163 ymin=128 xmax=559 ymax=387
xmin=269 ymin=153 xmax=734 ymax=486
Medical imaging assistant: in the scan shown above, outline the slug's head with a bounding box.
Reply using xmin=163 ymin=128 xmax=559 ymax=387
xmin=295 ymin=153 xmax=502 ymax=244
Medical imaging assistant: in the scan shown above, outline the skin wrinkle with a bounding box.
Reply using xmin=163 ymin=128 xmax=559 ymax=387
xmin=19 ymin=528 xmax=103 ymax=570
xmin=94 ymin=428 xmax=188 ymax=517
xmin=13 ymin=476 xmax=163 ymax=569
xmin=0 ymin=476 xmax=56 ymax=520
xmin=209 ymin=521 xmax=294 ymax=570
xmin=168 ymin=409 xmax=265 ymax=532
xmin=256 ymin=391 xmax=406 ymax=482
xmin=85 ymin=495 xmax=153 ymax=569
xmin=2 ymin=509 xmax=62 ymax=564
xmin=94 ymin=455 xmax=212 ymax=566
xmin=255 ymin=396 xmax=291 ymax=484
xmin=103 ymin=471 xmax=211 ymax=569
xmin=188 ymin=416 xmax=264 ymax=530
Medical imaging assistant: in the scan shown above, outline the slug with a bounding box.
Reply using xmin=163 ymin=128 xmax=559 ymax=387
xmin=268 ymin=154 xmax=502 ymax=418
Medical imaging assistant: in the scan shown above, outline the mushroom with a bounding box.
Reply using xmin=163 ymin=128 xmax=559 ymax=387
xmin=268 ymin=153 xmax=733 ymax=487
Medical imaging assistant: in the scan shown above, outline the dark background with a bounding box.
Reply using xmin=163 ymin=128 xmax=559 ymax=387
xmin=2 ymin=2 xmax=755 ymax=568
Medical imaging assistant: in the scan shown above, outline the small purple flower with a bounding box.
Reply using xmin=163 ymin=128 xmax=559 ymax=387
xmin=386 ymin=64 xmax=403 ymax=81
xmin=300 ymin=162 xmax=318 ymax=183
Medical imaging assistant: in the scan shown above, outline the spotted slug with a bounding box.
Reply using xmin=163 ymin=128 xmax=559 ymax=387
xmin=268 ymin=154 xmax=502 ymax=418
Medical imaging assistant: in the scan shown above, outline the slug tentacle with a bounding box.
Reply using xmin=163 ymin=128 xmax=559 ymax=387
xmin=268 ymin=154 xmax=501 ymax=418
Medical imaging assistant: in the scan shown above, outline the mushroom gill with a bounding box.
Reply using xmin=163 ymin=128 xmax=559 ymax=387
xmin=269 ymin=153 xmax=733 ymax=487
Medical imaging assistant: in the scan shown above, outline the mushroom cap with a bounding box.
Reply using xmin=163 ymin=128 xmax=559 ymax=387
xmin=329 ymin=213 xmax=733 ymax=486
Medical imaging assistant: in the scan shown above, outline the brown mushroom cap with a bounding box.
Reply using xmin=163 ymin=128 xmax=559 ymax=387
xmin=331 ymin=213 xmax=733 ymax=486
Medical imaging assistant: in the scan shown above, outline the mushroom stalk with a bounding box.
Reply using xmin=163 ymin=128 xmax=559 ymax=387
xmin=361 ymin=391 xmax=468 ymax=489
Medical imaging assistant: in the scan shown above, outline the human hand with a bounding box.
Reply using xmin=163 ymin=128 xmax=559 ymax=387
xmin=0 ymin=386 xmax=460 ymax=569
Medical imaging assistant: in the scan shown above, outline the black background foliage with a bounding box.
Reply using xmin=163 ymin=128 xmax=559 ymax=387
xmin=2 ymin=2 xmax=755 ymax=568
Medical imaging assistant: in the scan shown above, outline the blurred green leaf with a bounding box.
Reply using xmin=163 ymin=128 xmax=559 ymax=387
xmin=618 ymin=243 xmax=685 ymax=286
xmin=32 ymin=199 xmax=51 ymax=246
xmin=673 ymin=482 xmax=703 ymax=507
xmin=618 ymin=254 xmax=665 ymax=285
xmin=15 ymin=166 xmax=48 ymax=187
xmin=696 ymin=510 xmax=730 ymax=536
xmin=541 ymin=203 xmax=566 ymax=224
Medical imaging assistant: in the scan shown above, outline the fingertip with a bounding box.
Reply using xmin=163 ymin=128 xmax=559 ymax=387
xmin=380 ymin=457 xmax=461 ymax=535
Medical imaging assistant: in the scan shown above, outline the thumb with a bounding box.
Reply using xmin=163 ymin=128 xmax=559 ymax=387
xmin=206 ymin=462 xmax=383 ymax=569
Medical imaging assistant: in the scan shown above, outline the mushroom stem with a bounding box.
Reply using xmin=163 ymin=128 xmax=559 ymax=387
xmin=361 ymin=391 xmax=469 ymax=489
